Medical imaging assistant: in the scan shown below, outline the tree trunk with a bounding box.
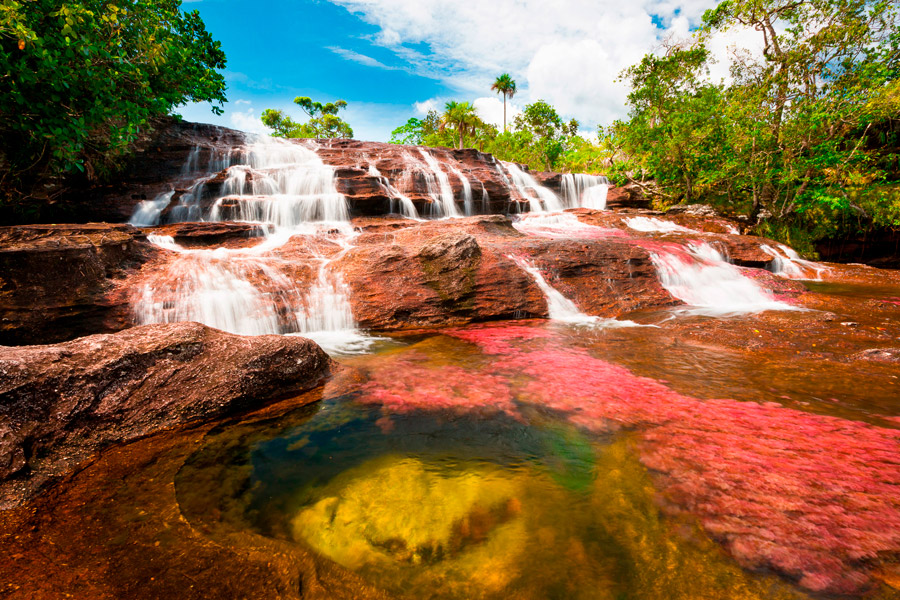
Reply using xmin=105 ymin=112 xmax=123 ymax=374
xmin=503 ymin=95 xmax=507 ymax=133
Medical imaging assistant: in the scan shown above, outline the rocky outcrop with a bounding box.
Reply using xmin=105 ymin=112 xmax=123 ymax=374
xmin=331 ymin=215 xmax=676 ymax=330
xmin=0 ymin=223 xmax=155 ymax=345
xmin=0 ymin=322 xmax=333 ymax=508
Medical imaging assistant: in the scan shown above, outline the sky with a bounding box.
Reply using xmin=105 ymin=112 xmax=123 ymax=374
xmin=177 ymin=0 xmax=756 ymax=142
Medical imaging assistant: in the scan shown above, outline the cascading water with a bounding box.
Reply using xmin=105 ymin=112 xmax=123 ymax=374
xmin=129 ymin=191 xmax=175 ymax=227
xmin=650 ymin=241 xmax=795 ymax=314
xmin=130 ymin=137 xmax=378 ymax=354
xmin=502 ymin=162 xmax=562 ymax=213
xmin=367 ymin=163 xmax=419 ymax=219
xmin=760 ymin=244 xmax=827 ymax=280
xmin=417 ymin=149 xmax=461 ymax=218
xmin=625 ymin=217 xmax=698 ymax=234
xmin=560 ymin=174 xmax=609 ymax=210
xmin=510 ymin=255 xmax=639 ymax=327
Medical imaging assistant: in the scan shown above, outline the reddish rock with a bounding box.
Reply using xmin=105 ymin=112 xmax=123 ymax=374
xmin=147 ymin=221 xmax=268 ymax=248
xmin=334 ymin=215 xmax=677 ymax=329
xmin=0 ymin=224 xmax=155 ymax=345
xmin=0 ymin=322 xmax=333 ymax=508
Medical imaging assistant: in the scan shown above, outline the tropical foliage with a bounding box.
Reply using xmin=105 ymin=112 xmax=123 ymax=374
xmin=261 ymin=96 xmax=353 ymax=139
xmin=0 ymin=0 xmax=227 ymax=198
xmin=606 ymin=0 xmax=900 ymax=250
xmin=491 ymin=73 xmax=517 ymax=132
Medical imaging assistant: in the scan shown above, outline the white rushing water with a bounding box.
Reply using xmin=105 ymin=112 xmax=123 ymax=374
xmin=131 ymin=138 xmax=380 ymax=355
xmin=368 ymin=163 xmax=419 ymax=219
xmin=560 ymin=173 xmax=609 ymax=210
xmin=760 ymin=244 xmax=828 ymax=280
xmin=129 ymin=191 xmax=175 ymax=227
xmin=625 ymin=217 xmax=698 ymax=234
xmin=512 ymin=212 xmax=616 ymax=239
xmin=417 ymin=149 xmax=461 ymax=217
xmin=510 ymin=255 xmax=640 ymax=327
xmin=502 ymin=162 xmax=563 ymax=212
xmin=650 ymin=242 xmax=796 ymax=315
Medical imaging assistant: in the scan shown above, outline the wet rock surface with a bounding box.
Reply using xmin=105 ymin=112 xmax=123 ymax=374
xmin=0 ymin=223 xmax=155 ymax=345
xmin=0 ymin=322 xmax=333 ymax=508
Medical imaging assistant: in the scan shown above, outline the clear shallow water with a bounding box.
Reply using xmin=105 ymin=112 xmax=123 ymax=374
xmin=176 ymin=320 xmax=900 ymax=598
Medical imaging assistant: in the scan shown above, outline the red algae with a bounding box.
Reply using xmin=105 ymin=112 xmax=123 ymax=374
xmin=422 ymin=325 xmax=900 ymax=595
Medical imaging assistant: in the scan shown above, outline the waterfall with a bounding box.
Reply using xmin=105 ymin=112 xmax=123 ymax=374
xmin=502 ymin=162 xmax=562 ymax=212
xmin=760 ymin=244 xmax=827 ymax=280
xmin=368 ymin=163 xmax=419 ymax=219
xmin=129 ymin=191 xmax=175 ymax=227
xmin=510 ymin=255 xmax=640 ymax=327
xmin=560 ymin=174 xmax=609 ymax=210
xmin=136 ymin=234 xmax=376 ymax=354
xmin=209 ymin=141 xmax=350 ymax=226
xmin=650 ymin=242 xmax=796 ymax=314
xmin=417 ymin=149 xmax=461 ymax=217
xmin=446 ymin=164 xmax=474 ymax=216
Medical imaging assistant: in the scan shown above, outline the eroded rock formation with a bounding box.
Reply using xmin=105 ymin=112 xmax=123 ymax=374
xmin=0 ymin=322 xmax=333 ymax=508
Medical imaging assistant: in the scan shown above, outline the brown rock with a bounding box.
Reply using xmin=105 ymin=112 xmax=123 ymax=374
xmin=0 ymin=223 xmax=155 ymax=345
xmin=0 ymin=322 xmax=333 ymax=508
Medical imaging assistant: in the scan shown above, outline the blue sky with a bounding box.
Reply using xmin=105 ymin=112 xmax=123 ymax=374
xmin=178 ymin=0 xmax=751 ymax=141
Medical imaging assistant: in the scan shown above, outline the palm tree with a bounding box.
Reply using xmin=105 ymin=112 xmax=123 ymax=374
xmin=440 ymin=101 xmax=480 ymax=149
xmin=491 ymin=73 xmax=517 ymax=133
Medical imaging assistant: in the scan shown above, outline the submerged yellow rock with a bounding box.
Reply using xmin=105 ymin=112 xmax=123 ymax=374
xmin=291 ymin=455 xmax=523 ymax=570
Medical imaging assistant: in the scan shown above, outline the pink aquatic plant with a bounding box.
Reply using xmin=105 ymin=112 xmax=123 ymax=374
xmin=419 ymin=324 xmax=900 ymax=594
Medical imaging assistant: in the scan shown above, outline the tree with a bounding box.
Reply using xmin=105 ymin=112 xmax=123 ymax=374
xmin=491 ymin=73 xmax=517 ymax=133
xmin=0 ymin=0 xmax=227 ymax=197
xmin=610 ymin=0 xmax=900 ymax=251
xmin=390 ymin=118 xmax=424 ymax=145
xmin=261 ymin=96 xmax=353 ymax=139
xmin=440 ymin=101 xmax=481 ymax=149
xmin=514 ymin=100 xmax=573 ymax=170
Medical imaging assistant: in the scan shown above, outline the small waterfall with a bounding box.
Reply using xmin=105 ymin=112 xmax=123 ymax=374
xmin=209 ymin=141 xmax=349 ymax=226
xmin=625 ymin=217 xmax=698 ymax=234
xmin=417 ymin=149 xmax=461 ymax=217
xmin=560 ymin=174 xmax=609 ymax=210
xmin=447 ymin=164 xmax=474 ymax=216
xmin=136 ymin=234 xmax=376 ymax=354
xmin=368 ymin=163 xmax=418 ymax=219
xmin=650 ymin=242 xmax=795 ymax=314
xmin=510 ymin=255 xmax=640 ymax=327
xmin=760 ymin=244 xmax=827 ymax=280
xmin=502 ymin=162 xmax=562 ymax=212
xmin=129 ymin=190 xmax=175 ymax=227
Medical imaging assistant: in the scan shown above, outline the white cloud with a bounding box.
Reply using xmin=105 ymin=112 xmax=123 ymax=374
xmin=326 ymin=46 xmax=398 ymax=70
xmin=229 ymin=107 xmax=269 ymax=135
xmin=413 ymin=98 xmax=439 ymax=115
xmin=328 ymin=0 xmax=722 ymax=127
xmin=473 ymin=96 xmax=521 ymax=130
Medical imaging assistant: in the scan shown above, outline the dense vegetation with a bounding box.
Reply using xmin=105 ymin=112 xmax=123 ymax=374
xmin=606 ymin=0 xmax=900 ymax=253
xmin=0 ymin=0 xmax=227 ymax=205
xmin=386 ymin=0 xmax=899 ymax=254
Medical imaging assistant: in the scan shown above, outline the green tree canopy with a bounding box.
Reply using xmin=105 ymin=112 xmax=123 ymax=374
xmin=0 ymin=0 xmax=227 ymax=195
xmin=607 ymin=0 xmax=900 ymax=252
xmin=440 ymin=101 xmax=482 ymax=149
xmin=261 ymin=96 xmax=353 ymax=139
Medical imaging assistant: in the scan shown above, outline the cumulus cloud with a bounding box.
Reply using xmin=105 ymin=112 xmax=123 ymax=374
xmin=414 ymin=98 xmax=439 ymax=115
xmin=229 ymin=106 xmax=269 ymax=135
xmin=473 ymin=96 xmax=521 ymax=129
xmin=328 ymin=0 xmax=724 ymax=127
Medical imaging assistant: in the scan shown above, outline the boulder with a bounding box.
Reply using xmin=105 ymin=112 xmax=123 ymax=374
xmin=0 ymin=322 xmax=333 ymax=508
